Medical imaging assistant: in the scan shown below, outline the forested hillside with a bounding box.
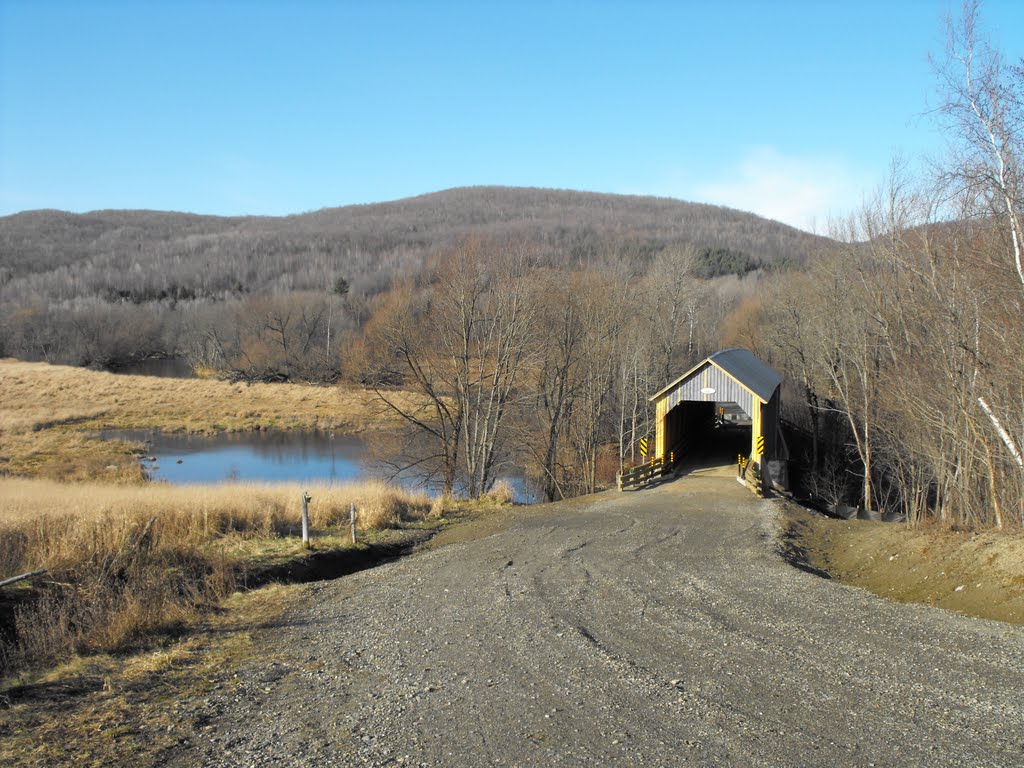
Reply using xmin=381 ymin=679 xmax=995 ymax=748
xmin=0 ymin=186 xmax=825 ymax=302
xmin=0 ymin=185 xmax=827 ymax=378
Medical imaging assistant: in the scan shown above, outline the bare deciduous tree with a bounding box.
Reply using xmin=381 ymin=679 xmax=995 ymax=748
xmin=371 ymin=239 xmax=537 ymax=498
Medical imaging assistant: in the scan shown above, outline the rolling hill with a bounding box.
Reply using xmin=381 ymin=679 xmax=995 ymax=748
xmin=0 ymin=186 xmax=833 ymax=303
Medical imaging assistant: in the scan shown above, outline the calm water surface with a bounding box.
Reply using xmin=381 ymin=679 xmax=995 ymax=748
xmin=101 ymin=429 xmax=538 ymax=503
xmin=105 ymin=430 xmax=366 ymax=485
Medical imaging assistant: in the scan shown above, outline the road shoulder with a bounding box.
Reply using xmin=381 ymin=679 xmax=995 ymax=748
xmin=782 ymin=502 xmax=1024 ymax=625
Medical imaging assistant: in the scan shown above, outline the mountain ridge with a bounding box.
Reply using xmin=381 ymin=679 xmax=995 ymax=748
xmin=0 ymin=186 xmax=833 ymax=301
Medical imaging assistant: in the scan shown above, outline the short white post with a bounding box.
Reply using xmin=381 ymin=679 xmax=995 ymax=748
xmin=302 ymin=491 xmax=312 ymax=547
xmin=350 ymin=502 xmax=357 ymax=545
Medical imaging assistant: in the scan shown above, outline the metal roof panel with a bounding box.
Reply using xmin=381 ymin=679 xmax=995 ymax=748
xmin=708 ymin=348 xmax=781 ymax=402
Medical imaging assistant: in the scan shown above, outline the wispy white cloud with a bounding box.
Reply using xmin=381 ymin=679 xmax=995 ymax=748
xmin=687 ymin=146 xmax=872 ymax=233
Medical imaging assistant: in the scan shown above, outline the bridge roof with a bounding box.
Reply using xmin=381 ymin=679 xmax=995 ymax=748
xmin=650 ymin=348 xmax=782 ymax=404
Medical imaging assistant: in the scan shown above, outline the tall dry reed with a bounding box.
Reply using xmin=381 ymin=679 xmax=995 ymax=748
xmin=0 ymin=478 xmax=431 ymax=676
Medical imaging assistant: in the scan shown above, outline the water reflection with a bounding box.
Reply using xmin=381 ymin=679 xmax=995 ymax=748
xmin=104 ymin=429 xmax=366 ymax=485
xmin=100 ymin=429 xmax=538 ymax=503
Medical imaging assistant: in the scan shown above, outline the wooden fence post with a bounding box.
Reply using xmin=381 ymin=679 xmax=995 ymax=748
xmin=350 ymin=503 xmax=357 ymax=545
xmin=302 ymin=491 xmax=312 ymax=547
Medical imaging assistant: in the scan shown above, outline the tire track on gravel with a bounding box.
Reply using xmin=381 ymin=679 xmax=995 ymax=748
xmin=164 ymin=476 xmax=1024 ymax=767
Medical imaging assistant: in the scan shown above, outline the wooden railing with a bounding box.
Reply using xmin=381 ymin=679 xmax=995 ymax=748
xmin=737 ymin=453 xmax=749 ymax=478
xmin=617 ymin=456 xmax=669 ymax=490
xmin=737 ymin=451 xmax=763 ymax=495
xmin=618 ymin=442 xmax=769 ymax=494
xmin=616 ymin=438 xmax=688 ymax=491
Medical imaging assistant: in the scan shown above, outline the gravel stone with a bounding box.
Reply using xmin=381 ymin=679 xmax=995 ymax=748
xmin=162 ymin=476 xmax=1024 ymax=767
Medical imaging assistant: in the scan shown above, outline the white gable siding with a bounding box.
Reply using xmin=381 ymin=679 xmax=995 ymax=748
xmin=662 ymin=362 xmax=756 ymax=419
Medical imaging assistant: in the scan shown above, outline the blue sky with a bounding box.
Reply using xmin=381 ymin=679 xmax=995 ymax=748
xmin=1 ymin=0 xmax=1022 ymax=231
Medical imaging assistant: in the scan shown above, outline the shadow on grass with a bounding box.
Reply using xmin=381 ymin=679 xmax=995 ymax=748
xmin=240 ymin=530 xmax=435 ymax=590
xmin=1 ymin=529 xmax=439 ymax=705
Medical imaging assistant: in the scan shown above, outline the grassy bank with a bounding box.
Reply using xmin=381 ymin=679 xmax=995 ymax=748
xmin=0 ymin=359 xmax=416 ymax=481
xmin=0 ymin=477 xmax=440 ymax=678
xmin=0 ymin=583 xmax=303 ymax=767
xmin=783 ymin=503 xmax=1024 ymax=625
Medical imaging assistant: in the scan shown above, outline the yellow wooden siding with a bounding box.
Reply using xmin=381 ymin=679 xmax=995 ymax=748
xmin=656 ymin=397 xmax=667 ymax=457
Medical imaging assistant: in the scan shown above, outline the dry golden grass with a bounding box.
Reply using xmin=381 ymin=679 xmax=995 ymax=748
xmin=0 ymin=477 xmax=432 ymax=676
xmin=0 ymin=360 xmax=488 ymax=680
xmin=0 ymin=477 xmax=432 ymax=569
xmin=0 ymin=428 xmax=148 ymax=484
xmin=484 ymin=479 xmax=516 ymax=505
xmin=0 ymin=583 xmax=299 ymax=768
xmin=0 ymin=358 xmax=419 ymax=481
xmin=0 ymin=358 xmax=395 ymax=433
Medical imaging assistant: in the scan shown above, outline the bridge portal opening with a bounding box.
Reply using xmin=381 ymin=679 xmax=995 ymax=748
xmin=662 ymin=400 xmax=752 ymax=468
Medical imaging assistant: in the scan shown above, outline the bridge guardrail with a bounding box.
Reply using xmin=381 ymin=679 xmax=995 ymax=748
xmin=617 ymin=456 xmax=669 ymax=490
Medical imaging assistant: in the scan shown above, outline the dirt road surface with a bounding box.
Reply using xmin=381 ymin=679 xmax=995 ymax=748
xmin=165 ymin=473 xmax=1024 ymax=767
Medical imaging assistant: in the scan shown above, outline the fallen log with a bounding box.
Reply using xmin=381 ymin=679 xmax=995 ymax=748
xmin=0 ymin=568 xmax=49 ymax=589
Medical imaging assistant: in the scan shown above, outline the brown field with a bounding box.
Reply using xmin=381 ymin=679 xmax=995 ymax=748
xmin=0 ymin=360 xmax=498 ymax=760
xmin=0 ymin=359 xmax=416 ymax=481
xmin=0 ymin=477 xmax=437 ymax=677
xmin=0 ymin=359 xmax=447 ymax=679
xmin=0 ymin=477 xmax=435 ymax=561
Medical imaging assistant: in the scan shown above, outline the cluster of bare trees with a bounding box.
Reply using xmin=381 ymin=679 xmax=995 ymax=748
xmin=0 ymin=291 xmax=361 ymax=380
xmin=0 ymin=186 xmax=814 ymax=375
xmin=361 ymin=240 xmax=724 ymax=500
xmin=0 ymin=299 xmax=181 ymax=368
xmin=749 ymin=3 xmax=1023 ymax=529
xmin=369 ymin=241 xmax=535 ymax=497
xmin=182 ymin=291 xmax=357 ymax=381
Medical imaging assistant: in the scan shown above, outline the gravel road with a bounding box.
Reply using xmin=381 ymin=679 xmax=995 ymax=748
xmin=164 ymin=473 xmax=1024 ymax=767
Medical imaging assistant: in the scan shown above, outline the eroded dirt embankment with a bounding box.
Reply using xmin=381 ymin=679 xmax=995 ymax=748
xmin=783 ymin=503 xmax=1024 ymax=625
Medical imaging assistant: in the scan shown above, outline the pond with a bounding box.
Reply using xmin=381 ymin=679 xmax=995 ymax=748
xmin=101 ymin=429 xmax=539 ymax=504
xmin=105 ymin=429 xmax=366 ymax=485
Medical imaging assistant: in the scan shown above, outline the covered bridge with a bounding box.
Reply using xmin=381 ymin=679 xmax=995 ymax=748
xmin=649 ymin=348 xmax=788 ymax=492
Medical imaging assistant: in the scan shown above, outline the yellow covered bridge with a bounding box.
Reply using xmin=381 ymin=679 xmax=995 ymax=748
xmin=644 ymin=348 xmax=788 ymax=493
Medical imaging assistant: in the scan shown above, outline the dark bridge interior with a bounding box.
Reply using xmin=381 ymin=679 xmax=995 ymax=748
xmin=664 ymin=401 xmax=752 ymax=470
